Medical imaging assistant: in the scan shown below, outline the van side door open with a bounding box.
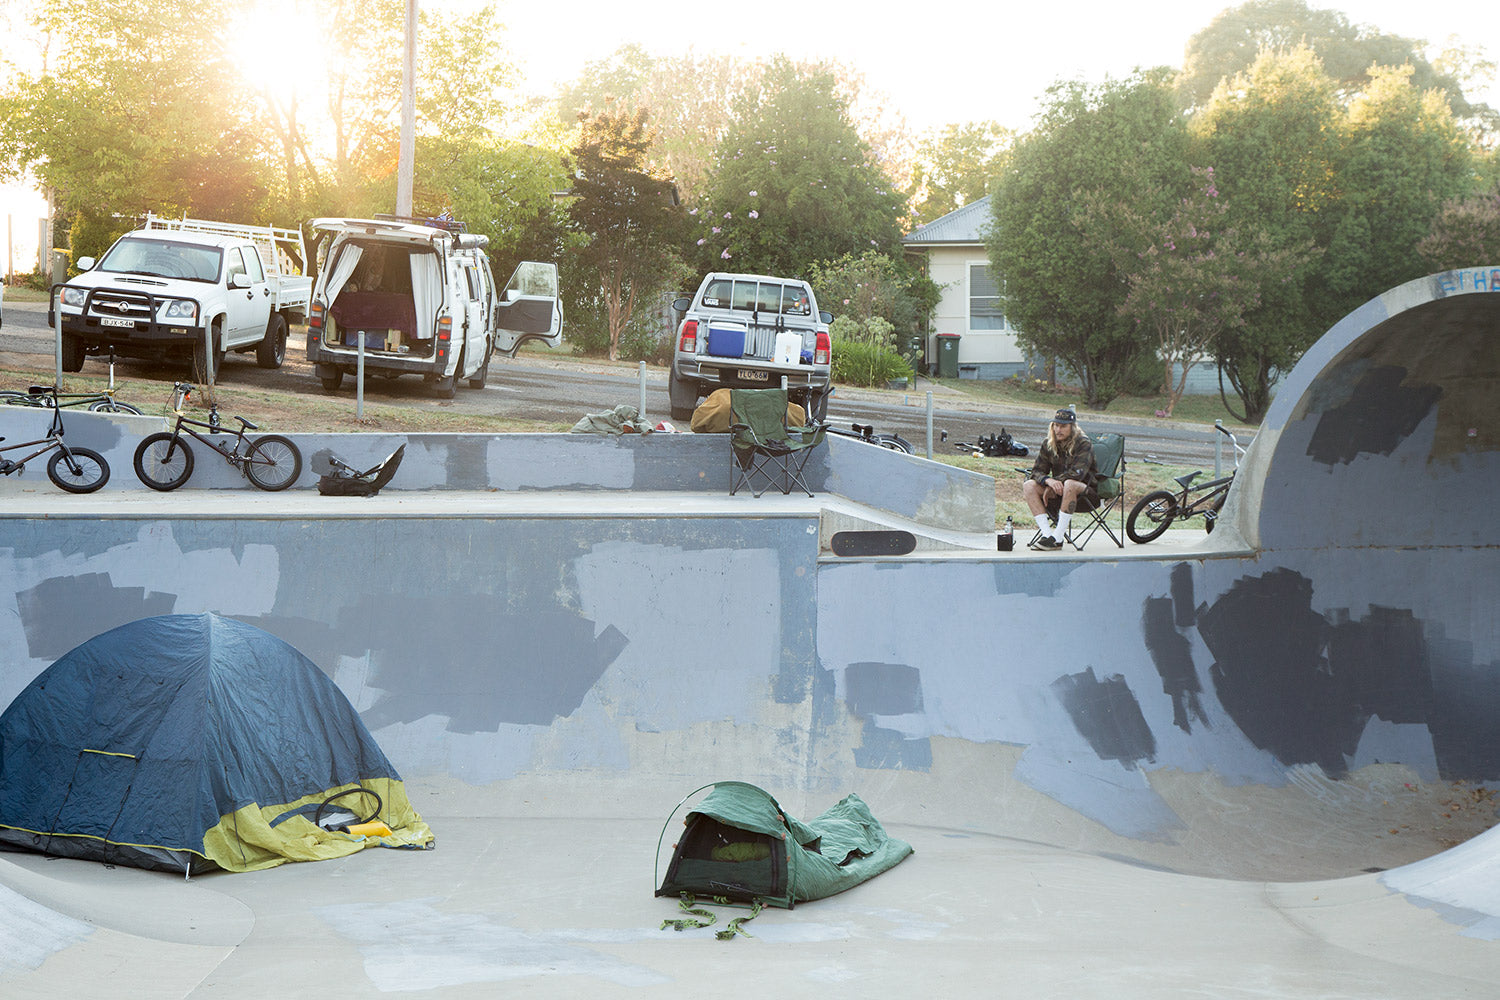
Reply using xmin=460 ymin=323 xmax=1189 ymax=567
xmin=494 ymin=261 xmax=563 ymax=355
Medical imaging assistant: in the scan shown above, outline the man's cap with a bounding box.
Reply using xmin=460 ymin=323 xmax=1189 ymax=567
xmin=1052 ymin=408 xmax=1076 ymax=424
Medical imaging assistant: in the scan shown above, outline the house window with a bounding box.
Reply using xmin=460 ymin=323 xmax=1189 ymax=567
xmin=969 ymin=264 xmax=1006 ymax=331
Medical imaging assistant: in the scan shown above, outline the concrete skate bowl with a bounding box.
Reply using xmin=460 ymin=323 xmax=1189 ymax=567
xmin=1 ymin=268 xmax=1498 ymax=996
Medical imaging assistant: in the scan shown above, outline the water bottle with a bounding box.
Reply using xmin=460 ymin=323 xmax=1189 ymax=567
xmin=209 ymin=406 xmax=220 ymax=432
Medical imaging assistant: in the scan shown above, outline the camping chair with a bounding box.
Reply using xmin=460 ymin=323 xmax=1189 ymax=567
xmin=728 ymin=388 xmax=827 ymax=497
xmin=1017 ymin=432 xmax=1126 ymax=550
xmin=1068 ymin=432 xmax=1125 ymax=548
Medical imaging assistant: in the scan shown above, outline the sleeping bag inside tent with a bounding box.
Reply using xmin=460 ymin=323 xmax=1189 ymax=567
xmin=656 ymin=781 xmax=913 ymax=909
xmin=0 ymin=613 xmax=432 ymax=875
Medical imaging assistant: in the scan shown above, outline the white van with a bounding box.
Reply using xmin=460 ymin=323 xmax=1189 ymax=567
xmin=305 ymin=216 xmax=562 ymax=398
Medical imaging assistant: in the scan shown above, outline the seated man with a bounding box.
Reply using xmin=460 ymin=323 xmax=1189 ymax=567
xmin=1022 ymin=408 xmax=1098 ymax=550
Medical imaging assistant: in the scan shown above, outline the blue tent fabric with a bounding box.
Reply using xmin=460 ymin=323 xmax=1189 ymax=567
xmin=0 ymin=613 xmax=431 ymax=874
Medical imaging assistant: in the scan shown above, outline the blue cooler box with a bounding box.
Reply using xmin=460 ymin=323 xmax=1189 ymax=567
xmin=706 ymin=324 xmax=746 ymax=358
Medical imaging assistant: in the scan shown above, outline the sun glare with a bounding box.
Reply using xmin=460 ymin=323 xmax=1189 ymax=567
xmin=225 ymin=1 xmax=323 ymax=110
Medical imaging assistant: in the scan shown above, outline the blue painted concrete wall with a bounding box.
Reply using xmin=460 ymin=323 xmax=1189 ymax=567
xmin=1 ymin=268 xmax=1496 ymax=878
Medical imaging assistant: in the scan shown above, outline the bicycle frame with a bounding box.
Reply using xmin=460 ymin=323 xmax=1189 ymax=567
xmin=160 ymin=411 xmax=257 ymax=470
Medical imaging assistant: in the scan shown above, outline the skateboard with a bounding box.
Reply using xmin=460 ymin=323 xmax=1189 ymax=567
xmin=830 ymin=530 xmax=917 ymax=557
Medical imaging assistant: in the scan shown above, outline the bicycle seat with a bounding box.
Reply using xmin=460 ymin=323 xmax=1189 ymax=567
xmin=1174 ymin=471 xmax=1202 ymax=489
xmin=236 ymin=416 xmax=257 ymax=431
xmin=28 ymin=385 xmax=54 ymax=395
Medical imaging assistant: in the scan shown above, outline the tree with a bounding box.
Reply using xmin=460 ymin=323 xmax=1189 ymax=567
xmin=1320 ymin=63 xmax=1474 ymax=317
xmin=1092 ymin=167 xmax=1314 ymax=417
xmin=806 ymin=250 xmax=939 ymax=336
xmin=907 ymin=121 xmax=1011 ymax=228
xmin=1417 ymin=188 xmax=1500 ymax=270
xmin=1179 ymin=0 xmax=1495 ymax=128
xmin=566 ymin=106 xmax=688 ymax=361
xmin=1191 ymin=47 xmax=1340 ymax=423
xmin=692 ymin=57 xmax=905 ymax=279
xmin=0 ymin=0 xmax=274 ymax=223
xmin=990 ymin=71 xmax=1189 ymax=408
xmin=556 ymin=46 xmax=762 ymax=204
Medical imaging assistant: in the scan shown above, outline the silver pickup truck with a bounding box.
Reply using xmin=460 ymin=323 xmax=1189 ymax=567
xmin=668 ymin=272 xmax=833 ymax=421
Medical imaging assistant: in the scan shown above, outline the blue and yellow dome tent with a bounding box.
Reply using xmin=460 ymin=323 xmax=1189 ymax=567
xmin=0 ymin=613 xmax=431 ymax=875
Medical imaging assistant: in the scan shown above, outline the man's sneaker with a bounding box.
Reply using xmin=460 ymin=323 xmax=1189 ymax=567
xmin=1035 ymin=535 xmax=1064 ymax=550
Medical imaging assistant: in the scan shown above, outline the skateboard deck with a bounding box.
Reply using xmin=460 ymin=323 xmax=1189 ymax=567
xmin=830 ymin=530 xmax=917 ymax=557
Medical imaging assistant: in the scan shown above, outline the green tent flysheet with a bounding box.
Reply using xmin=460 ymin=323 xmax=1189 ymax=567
xmin=656 ymin=781 xmax=913 ymax=909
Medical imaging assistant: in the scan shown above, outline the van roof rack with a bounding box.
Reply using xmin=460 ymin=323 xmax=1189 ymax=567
xmin=374 ymin=213 xmax=468 ymax=234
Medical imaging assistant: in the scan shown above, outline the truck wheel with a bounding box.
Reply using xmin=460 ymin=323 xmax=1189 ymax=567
xmin=668 ymin=366 xmax=698 ymax=421
xmin=61 ymin=334 xmax=86 ymax=372
xmin=320 ymin=370 xmax=344 ymax=392
xmin=257 ymin=314 xmax=288 ymax=369
xmin=434 ymin=348 xmax=460 ymax=399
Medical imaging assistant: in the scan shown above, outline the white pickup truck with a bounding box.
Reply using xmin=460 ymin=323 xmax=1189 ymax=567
xmin=50 ymin=214 xmax=312 ymax=377
xmin=668 ymin=272 xmax=834 ymax=421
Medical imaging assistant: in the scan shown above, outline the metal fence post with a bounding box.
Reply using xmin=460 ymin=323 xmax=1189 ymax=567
xmin=1214 ymin=419 xmax=1224 ymax=478
xmin=639 ymin=361 xmax=647 ymax=422
xmin=926 ymin=391 xmax=934 ymax=459
xmin=357 ymin=336 xmax=365 ymax=421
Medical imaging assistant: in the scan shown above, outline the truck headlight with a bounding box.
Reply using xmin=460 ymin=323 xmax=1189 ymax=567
xmin=162 ymin=299 xmax=197 ymax=320
xmin=60 ymin=287 xmax=87 ymax=308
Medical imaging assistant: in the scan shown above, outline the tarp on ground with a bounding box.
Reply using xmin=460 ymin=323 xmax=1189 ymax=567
xmin=656 ymin=781 xmax=913 ymax=909
xmin=0 ymin=613 xmax=432 ymax=875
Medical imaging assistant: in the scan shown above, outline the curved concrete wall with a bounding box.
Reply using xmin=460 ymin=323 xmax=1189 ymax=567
xmin=1 ymin=269 xmax=1497 ymax=897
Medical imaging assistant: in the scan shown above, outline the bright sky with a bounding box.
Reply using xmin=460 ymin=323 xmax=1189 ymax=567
xmin=503 ymin=0 xmax=1500 ymax=131
xmin=4 ymin=0 xmax=1498 ymax=275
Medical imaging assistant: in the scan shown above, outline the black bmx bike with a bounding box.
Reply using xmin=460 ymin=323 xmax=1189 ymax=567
xmin=0 ymin=384 xmax=111 ymax=493
xmin=133 ymin=383 xmax=303 ymax=492
xmin=1126 ymin=425 xmax=1246 ymax=544
xmin=825 ymin=421 xmax=913 ymax=454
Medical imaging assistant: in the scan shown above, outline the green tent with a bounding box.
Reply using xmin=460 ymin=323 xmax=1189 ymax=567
xmin=656 ymin=781 xmax=913 ymax=909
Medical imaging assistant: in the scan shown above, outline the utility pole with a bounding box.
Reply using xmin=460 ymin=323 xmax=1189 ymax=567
xmin=396 ymin=0 xmax=417 ymax=216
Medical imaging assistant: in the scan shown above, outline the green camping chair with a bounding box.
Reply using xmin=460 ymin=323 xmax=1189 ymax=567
xmin=728 ymin=388 xmax=827 ymax=497
xmin=1068 ymin=431 xmax=1126 ymax=549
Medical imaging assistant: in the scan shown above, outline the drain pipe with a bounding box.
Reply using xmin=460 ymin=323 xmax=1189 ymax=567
xmin=926 ymin=391 xmax=934 ymax=459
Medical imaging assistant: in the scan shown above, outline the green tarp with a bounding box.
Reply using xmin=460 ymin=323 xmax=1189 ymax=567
xmin=656 ymin=781 xmax=913 ymax=909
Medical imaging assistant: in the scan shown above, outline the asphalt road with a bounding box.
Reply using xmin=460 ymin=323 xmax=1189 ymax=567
xmin=1 ymin=299 xmax=1227 ymax=467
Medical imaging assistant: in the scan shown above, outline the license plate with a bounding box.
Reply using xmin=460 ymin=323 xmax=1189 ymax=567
xmin=100 ymin=317 xmax=134 ymax=328
xmin=737 ymin=368 xmax=770 ymax=382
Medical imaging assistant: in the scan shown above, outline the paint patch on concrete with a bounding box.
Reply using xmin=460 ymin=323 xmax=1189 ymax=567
xmin=15 ymin=573 xmax=176 ymax=660
xmin=1306 ymin=364 xmax=1441 ymax=465
xmin=1142 ymin=596 xmax=1208 ymax=735
xmin=844 ymin=662 xmax=932 ymax=771
xmin=316 ymin=898 xmax=670 ymax=989
xmin=493 ymin=437 xmax=633 ymax=489
xmin=1052 ymin=666 xmax=1157 ymax=769
xmin=1351 ymin=718 xmax=1439 ymax=780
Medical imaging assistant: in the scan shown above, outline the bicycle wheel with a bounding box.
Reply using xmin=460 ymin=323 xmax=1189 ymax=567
xmin=244 ymin=434 xmax=302 ymax=491
xmin=0 ymin=391 xmax=40 ymax=407
xmin=134 ymin=433 xmax=194 ymax=491
xmin=47 ymin=446 xmax=109 ymax=493
xmin=1126 ymin=490 xmax=1179 ymax=544
xmin=89 ymin=399 xmax=145 ymax=415
xmin=874 ymin=434 xmax=913 ymax=454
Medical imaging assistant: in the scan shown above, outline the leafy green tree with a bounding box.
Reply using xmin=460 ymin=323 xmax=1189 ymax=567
xmin=556 ymin=46 xmax=762 ymax=204
xmin=990 ymin=71 xmax=1189 ymax=408
xmin=1321 ymin=63 xmax=1474 ymax=317
xmin=1417 ymin=187 xmax=1500 ymax=270
xmin=806 ymin=250 xmax=939 ymax=336
xmin=1191 ymin=47 xmax=1341 ymax=423
xmin=1090 ymin=167 xmax=1315 ymax=417
xmin=907 ymin=121 xmax=1011 ymax=228
xmin=567 ymin=106 xmax=689 ymax=361
xmin=1179 ymin=0 xmax=1494 ymax=127
xmin=0 ymin=0 xmax=274 ymax=222
xmin=693 ymin=57 xmax=905 ymax=279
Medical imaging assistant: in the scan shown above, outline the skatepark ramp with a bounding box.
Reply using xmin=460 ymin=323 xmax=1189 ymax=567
xmin=1 ymin=268 xmax=1498 ymax=997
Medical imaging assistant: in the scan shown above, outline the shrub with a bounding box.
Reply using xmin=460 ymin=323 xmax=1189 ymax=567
xmin=831 ymin=337 xmax=913 ymax=387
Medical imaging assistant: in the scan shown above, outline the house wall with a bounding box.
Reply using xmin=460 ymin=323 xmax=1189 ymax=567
xmin=923 ymin=245 xmax=1025 ymax=376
